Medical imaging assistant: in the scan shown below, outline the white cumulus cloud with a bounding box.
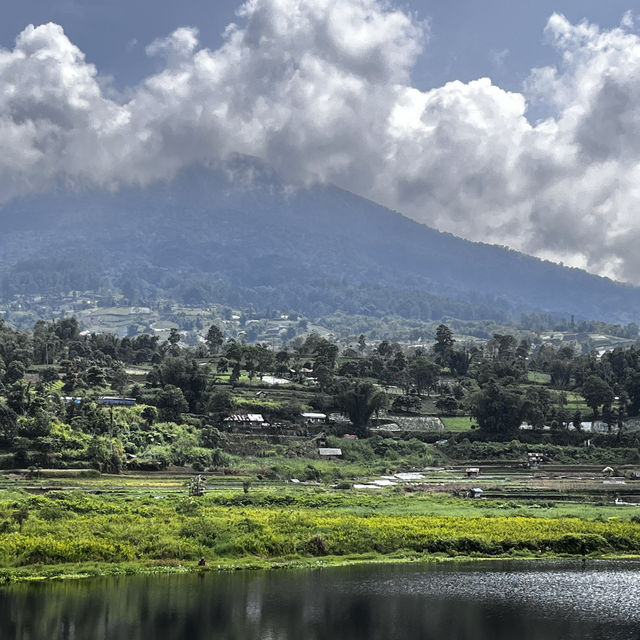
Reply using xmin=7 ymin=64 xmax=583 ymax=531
xmin=2 ymin=2 xmax=640 ymax=283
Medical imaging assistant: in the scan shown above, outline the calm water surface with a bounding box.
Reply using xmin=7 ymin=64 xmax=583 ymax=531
xmin=2 ymin=560 xmax=640 ymax=639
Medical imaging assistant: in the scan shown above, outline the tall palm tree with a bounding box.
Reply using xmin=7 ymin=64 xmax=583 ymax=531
xmin=338 ymin=382 xmax=386 ymax=438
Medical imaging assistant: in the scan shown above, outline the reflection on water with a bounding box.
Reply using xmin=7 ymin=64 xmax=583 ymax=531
xmin=1 ymin=561 xmax=640 ymax=640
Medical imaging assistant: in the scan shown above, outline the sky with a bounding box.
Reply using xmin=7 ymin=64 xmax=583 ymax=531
xmin=1 ymin=0 xmax=640 ymax=283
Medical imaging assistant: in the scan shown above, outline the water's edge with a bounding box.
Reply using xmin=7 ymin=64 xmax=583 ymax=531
xmin=3 ymin=551 xmax=640 ymax=585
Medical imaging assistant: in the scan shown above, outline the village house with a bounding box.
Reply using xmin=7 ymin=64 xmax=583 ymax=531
xmin=298 ymin=412 xmax=327 ymax=425
xmin=568 ymin=421 xmax=619 ymax=434
xmin=223 ymin=414 xmax=267 ymax=430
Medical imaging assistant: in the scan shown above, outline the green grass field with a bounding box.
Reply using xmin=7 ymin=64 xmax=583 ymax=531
xmin=527 ymin=371 xmax=551 ymax=384
xmin=441 ymin=416 xmax=475 ymax=432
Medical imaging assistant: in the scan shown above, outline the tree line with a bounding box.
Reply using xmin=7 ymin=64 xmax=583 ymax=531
xmin=0 ymin=317 xmax=639 ymax=472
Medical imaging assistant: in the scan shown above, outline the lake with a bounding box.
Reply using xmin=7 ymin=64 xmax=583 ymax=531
xmin=1 ymin=560 xmax=639 ymax=639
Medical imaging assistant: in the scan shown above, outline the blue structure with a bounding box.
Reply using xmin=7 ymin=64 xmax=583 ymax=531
xmin=98 ymin=397 xmax=136 ymax=406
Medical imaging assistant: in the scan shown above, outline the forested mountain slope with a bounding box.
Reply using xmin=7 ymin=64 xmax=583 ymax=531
xmin=0 ymin=158 xmax=637 ymax=323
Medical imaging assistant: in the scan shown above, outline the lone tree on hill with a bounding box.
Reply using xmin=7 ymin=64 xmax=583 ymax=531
xmin=582 ymin=375 xmax=614 ymax=419
xmin=470 ymin=380 xmax=523 ymax=435
xmin=205 ymin=324 xmax=224 ymax=355
xmin=408 ymin=357 xmax=438 ymax=396
xmin=433 ymin=324 xmax=454 ymax=368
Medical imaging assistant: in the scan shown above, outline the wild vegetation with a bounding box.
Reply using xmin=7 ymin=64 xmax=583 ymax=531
xmin=0 ymin=486 xmax=639 ymax=583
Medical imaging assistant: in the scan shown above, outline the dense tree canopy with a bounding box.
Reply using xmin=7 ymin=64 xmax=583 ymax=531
xmin=470 ymin=381 xmax=523 ymax=435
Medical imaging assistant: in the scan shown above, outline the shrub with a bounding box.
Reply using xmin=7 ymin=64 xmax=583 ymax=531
xmin=300 ymin=534 xmax=328 ymax=556
xmin=545 ymin=534 xmax=610 ymax=555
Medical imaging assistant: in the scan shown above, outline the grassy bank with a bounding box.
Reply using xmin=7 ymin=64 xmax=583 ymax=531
xmin=6 ymin=551 xmax=640 ymax=585
xmin=1 ymin=487 xmax=639 ymax=582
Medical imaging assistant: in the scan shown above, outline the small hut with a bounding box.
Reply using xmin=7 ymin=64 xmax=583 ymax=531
xmin=319 ymin=447 xmax=342 ymax=459
xmin=527 ymin=452 xmax=544 ymax=469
